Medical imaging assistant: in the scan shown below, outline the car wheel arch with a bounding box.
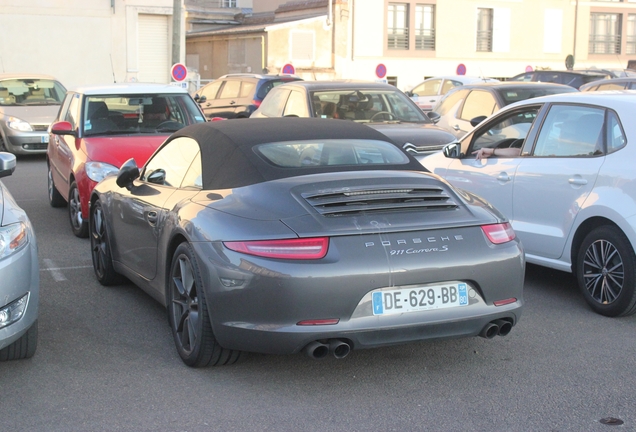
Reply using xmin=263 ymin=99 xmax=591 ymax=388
xmin=570 ymin=216 xmax=622 ymax=274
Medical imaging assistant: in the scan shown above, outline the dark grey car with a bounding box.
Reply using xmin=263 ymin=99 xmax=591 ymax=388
xmin=250 ymin=80 xmax=456 ymax=155
xmin=89 ymin=118 xmax=524 ymax=367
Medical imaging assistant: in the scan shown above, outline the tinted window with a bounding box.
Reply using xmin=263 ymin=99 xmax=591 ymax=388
xmin=459 ymin=90 xmax=497 ymax=121
xmin=256 ymin=79 xmax=301 ymax=99
xmin=533 ymin=105 xmax=605 ymax=157
xmin=256 ymin=139 xmax=410 ymax=167
xmin=511 ymin=73 xmax=534 ymax=82
xmin=141 ymin=137 xmax=200 ymax=187
xmin=536 ymin=72 xmax=563 ymax=84
xmin=260 ymin=87 xmax=291 ymax=117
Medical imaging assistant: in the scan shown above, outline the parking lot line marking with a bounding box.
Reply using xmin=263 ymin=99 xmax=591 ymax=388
xmin=41 ymin=259 xmax=92 ymax=281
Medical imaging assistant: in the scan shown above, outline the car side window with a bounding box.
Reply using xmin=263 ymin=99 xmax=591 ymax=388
xmin=471 ymin=108 xmax=540 ymax=155
xmin=413 ymin=79 xmax=441 ymax=96
xmin=219 ymin=80 xmax=240 ymax=99
xmin=239 ymin=81 xmax=256 ymax=98
xmin=606 ymin=111 xmax=627 ymax=154
xmin=201 ymin=81 xmax=222 ymax=100
xmin=181 ymin=151 xmax=202 ymax=188
xmin=458 ymin=90 xmax=497 ymax=121
xmin=65 ymin=94 xmax=81 ymax=129
xmin=434 ymin=89 xmax=468 ymax=115
xmin=260 ymin=88 xmax=291 ymax=117
xmin=141 ymin=137 xmax=200 ymax=187
xmin=441 ymin=80 xmax=462 ymax=95
xmin=533 ymin=105 xmax=605 ymax=157
xmin=513 ymin=73 xmax=534 ymax=82
xmin=598 ymin=83 xmax=626 ymax=91
xmin=283 ymin=90 xmax=309 ymax=117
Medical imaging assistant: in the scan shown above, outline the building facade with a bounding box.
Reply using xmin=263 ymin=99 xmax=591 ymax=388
xmin=186 ymin=0 xmax=636 ymax=91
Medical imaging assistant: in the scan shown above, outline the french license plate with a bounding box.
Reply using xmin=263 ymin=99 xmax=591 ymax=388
xmin=372 ymin=283 xmax=468 ymax=316
xmin=41 ymin=135 xmax=49 ymax=143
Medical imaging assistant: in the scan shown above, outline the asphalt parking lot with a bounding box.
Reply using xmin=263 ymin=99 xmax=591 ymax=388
xmin=2 ymin=155 xmax=636 ymax=432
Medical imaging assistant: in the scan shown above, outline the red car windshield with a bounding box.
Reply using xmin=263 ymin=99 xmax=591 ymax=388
xmin=83 ymin=94 xmax=205 ymax=136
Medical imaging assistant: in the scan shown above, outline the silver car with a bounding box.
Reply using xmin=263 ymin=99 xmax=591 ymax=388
xmin=0 ymin=152 xmax=39 ymax=360
xmin=422 ymin=91 xmax=636 ymax=317
xmin=0 ymin=74 xmax=66 ymax=154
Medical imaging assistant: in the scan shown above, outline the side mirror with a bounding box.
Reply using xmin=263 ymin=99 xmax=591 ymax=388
xmin=198 ymin=95 xmax=207 ymax=103
xmin=405 ymin=90 xmax=414 ymax=97
xmin=442 ymin=142 xmax=462 ymax=159
xmin=116 ymin=158 xmax=140 ymax=190
xmin=50 ymin=121 xmax=77 ymax=137
xmin=0 ymin=152 xmax=17 ymax=179
xmin=426 ymin=111 xmax=441 ymax=124
xmin=470 ymin=116 xmax=487 ymax=127
xmin=146 ymin=168 xmax=166 ymax=185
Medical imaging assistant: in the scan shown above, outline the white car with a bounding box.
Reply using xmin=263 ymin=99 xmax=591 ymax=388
xmin=405 ymin=75 xmax=498 ymax=111
xmin=421 ymin=91 xmax=636 ymax=317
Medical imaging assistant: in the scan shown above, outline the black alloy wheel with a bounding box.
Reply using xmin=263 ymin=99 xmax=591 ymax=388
xmin=47 ymin=164 xmax=66 ymax=208
xmin=90 ymin=199 xmax=121 ymax=286
xmin=168 ymin=242 xmax=241 ymax=367
xmin=577 ymin=226 xmax=636 ymax=317
xmin=68 ymin=181 xmax=88 ymax=238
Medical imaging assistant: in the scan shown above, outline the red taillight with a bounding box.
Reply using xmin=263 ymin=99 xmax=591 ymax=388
xmin=297 ymin=319 xmax=339 ymax=326
xmin=494 ymin=298 xmax=517 ymax=306
xmin=223 ymin=237 xmax=329 ymax=260
xmin=481 ymin=223 xmax=516 ymax=244
xmin=252 ymin=99 xmax=262 ymax=108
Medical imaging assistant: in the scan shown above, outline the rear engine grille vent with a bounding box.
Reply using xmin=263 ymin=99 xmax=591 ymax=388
xmin=302 ymin=187 xmax=458 ymax=216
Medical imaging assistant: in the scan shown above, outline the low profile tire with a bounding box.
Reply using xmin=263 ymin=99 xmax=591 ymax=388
xmin=0 ymin=320 xmax=38 ymax=361
xmin=47 ymin=164 xmax=66 ymax=208
xmin=168 ymin=242 xmax=242 ymax=367
xmin=90 ymin=199 xmax=122 ymax=286
xmin=68 ymin=181 xmax=88 ymax=238
xmin=576 ymin=226 xmax=636 ymax=317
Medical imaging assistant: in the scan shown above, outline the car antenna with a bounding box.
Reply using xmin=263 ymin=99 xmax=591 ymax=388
xmin=110 ymin=54 xmax=116 ymax=83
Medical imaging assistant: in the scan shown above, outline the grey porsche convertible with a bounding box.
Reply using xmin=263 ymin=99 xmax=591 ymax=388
xmin=89 ymin=118 xmax=524 ymax=367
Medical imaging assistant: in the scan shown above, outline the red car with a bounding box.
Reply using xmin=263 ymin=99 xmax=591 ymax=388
xmin=47 ymin=83 xmax=206 ymax=237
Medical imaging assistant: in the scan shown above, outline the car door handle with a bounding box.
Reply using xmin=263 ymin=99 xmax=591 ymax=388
xmin=569 ymin=178 xmax=588 ymax=186
xmin=146 ymin=211 xmax=158 ymax=225
xmin=497 ymin=173 xmax=511 ymax=182
xmin=230 ymin=100 xmax=236 ymax=105
xmin=452 ymin=124 xmax=460 ymax=131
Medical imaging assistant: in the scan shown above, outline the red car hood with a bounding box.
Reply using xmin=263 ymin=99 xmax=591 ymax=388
xmin=82 ymin=135 xmax=168 ymax=167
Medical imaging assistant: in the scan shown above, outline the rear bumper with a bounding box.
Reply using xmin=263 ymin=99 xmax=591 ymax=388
xmin=214 ymin=302 xmax=522 ymax=355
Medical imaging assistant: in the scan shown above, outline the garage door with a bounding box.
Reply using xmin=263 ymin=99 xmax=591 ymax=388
xmin=138 ymin=14 xmax=170 ymax=83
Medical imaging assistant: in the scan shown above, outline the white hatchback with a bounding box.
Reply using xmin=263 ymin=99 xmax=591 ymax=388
xmin=405 ymin=75 xmax=498 ymax=111
xmin=421 ymin=91 xmax=636 ymax=317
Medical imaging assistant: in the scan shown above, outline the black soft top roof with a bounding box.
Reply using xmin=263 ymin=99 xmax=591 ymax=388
xmin=169 ymin=118 xmax=427 ymax=190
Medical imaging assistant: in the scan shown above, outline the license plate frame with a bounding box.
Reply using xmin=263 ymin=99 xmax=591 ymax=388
xmin=372 ymin=283 xmax=468 ymax=316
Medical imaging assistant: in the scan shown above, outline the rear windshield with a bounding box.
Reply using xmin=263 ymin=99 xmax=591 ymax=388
xmin=498 ymin=86 xmax=578 ymax=106
xmin=255 ymin=139 xmax=410 ymax=167
xmin=0 ymin=78 xmax=66 ymax=106
xmin=83 ymin=94 xmax=206 ymax=136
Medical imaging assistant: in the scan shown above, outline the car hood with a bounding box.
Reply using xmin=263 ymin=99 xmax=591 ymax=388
xmin=366 ymin=123 xmax=456 ymax=153
xmin=83 ymin=135 xmax=168 ymax=167
xmin=194 ymin=171 xmax=500 ymax=237
xmin=0 ymin=105 xmax=60 ymax=124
